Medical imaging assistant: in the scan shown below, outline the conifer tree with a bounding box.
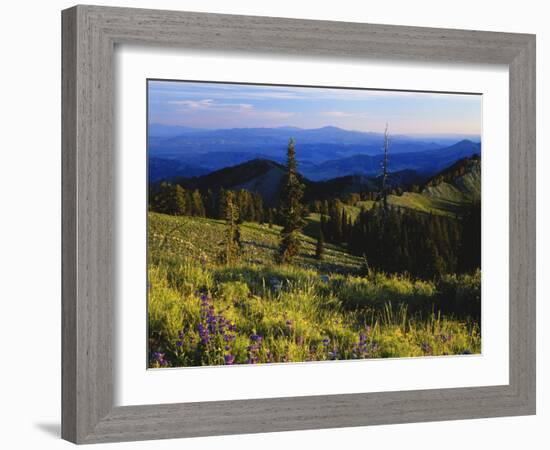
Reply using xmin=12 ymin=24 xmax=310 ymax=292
xmin=381 ymin=124 xmax=390 ymax=212
xmin=217 ymin=188 xmax=227 ymax=220
xmin=327 ymin=200 xmax=342 ymax=241
xmin=237 ymin=189 xmax=249 ymax=222
xmin=315 ymin=228 xmax=325 ymax=260
xmin=253 ymin=192 xmax=264 ymax=224
xmin=321 ymin=200 xmax=329 ymax=217
xmin=191 ymin=189 xmax=206 ymax=217
xmin=320 ymin=213 xmax=326 ymax=236
xmin=205 ymin=189 xmax=216 ymax=218
xmin=341 ymin=208 xmax=348 ymax=240
xmin=278 ymin=138 xmax=305 ymax=263
xmin=219 ymin=191 xmax=241 ymax=265
xmin=152 ymin=182 xmax=175 ymax=215
xmin=268 ymin=208 xmax=274 ymax=228
xmin=174 ymin=185 xmax=187 ymax=216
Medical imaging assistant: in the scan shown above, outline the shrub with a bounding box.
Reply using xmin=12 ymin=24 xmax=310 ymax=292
xmin=437 ymin=269 xmax=481 ymax=320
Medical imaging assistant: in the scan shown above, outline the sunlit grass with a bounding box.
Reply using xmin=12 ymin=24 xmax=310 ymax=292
xmin=148 ymin=212 xmax=481 ymax=368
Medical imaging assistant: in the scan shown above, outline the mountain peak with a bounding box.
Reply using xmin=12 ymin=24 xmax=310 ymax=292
xmin=317 ymin=125 xmax=342 ymax=131
xmin=453 ymin=139 xmax=477 ymax=146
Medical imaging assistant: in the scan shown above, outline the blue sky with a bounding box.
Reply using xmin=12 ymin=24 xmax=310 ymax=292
xmin=148 ymin=80 xmax=481 ymax=136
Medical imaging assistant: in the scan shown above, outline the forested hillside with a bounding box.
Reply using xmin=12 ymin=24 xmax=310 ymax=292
xmin=149 ymin=154 xmax=481 ymax=279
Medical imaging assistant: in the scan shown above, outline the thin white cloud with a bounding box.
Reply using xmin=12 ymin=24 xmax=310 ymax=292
xmin=149 ymin=80 xmax=481 ymax=134
xmin=168 ymin=99 xmax=214 ymax=109
xmin=168 ymin=99 xmax=254 ymax=111
xmin=155 ymin=98 xmax=296 ymax=127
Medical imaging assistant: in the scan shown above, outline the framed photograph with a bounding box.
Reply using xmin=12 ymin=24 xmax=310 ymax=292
xmin=62 ymin=5 xmax=536 ymax=444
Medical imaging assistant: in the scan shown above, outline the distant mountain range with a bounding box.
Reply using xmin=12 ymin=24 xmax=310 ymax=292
xmin=149 ymin=124 xmax=478 ymax=147
xmin=148 ymin=125 xmax=480 ymax=182
xmin=149 ymin=126 xmax=480 ymax=183
xmin=305 ymin=139 xmax=481 ymax=181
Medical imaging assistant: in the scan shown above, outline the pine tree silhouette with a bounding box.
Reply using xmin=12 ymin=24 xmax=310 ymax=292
xmin=278 ymin=138 xmax=305 ymax=263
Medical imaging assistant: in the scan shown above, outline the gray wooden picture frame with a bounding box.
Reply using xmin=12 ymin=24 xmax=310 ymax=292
xmin=61 ymin=4 xmax=536 ymax=444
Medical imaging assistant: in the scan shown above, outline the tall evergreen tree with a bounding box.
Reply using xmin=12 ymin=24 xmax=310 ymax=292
xmin=327 ymin=200 xmax=342 ymax=241
xmin=237 ymin=189 xmax=250 ymax=222
xmin=191 ymin=189 xmax=206 ymax=217
xmin=321 ymin=200 xmax=330 ymax=217
xmin=458 ymin=202 xmax=481 ymax=272
xmin=204 ymin=189 xmax=216 ymax=218
xmin=319 ymin=213 xmax=326 ymax=236
xmin=341 ymin=208 xmax=348 ymax=240
xmin=381 ymin=123 xmax=390 ymax=212
xmin=315 ymin=228 xmax=325 ymax=260
xmin=174 ymin=185 xmax=187 ymax=215
xmin=253 ymin=192 xmax=264 ymax=224
xmin=151 ymin=182 xmax=180 ymax=215
xmin=217 ymin=188 xmax=228 ymax=220
xmin=219 ymin=191 xmax=241 ymax=265
xmin=268 ymin=208 xmax=274 ymax=228
xmin=278 ymin=138 xmax=305 ymax=264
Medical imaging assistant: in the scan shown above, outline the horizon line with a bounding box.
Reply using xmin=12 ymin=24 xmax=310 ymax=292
xmin=148 ymin=123 xmax=481 ymax=138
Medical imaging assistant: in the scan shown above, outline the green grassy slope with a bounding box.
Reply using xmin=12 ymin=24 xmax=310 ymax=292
xmin=149 ymin=212 xmax=363 ymax=274
xmin=387 ymin=158 xmax=480 ymax=216
xmin=148 ymin=212 xmax=481 ymax=367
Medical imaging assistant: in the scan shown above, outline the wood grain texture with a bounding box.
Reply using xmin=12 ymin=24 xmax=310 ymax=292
xmin=61 ymin=4 xmax=536 ymax=444
xmin=61 ymin=7 xmax=77 ymax=443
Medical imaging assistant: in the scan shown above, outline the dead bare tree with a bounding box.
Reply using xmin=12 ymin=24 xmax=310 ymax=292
xmin=381 ymin=123 xmax=390 ymax=212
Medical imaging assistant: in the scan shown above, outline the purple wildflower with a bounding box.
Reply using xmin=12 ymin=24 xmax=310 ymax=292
xmin=353 ymin=332 xmax=369 ymax=358
xmin=421 ymin=342 xmax=433 ymax=354
xmin=250 ymin=334 xmax=262 ymax=344
xmin=328 ymin=346 xmax=339 ymax=360
xmin=247 ymin=333 xmax=263 ymax=364
xmin=151 ymin=352 xmax=168 ymax=367
xmin=198 ymin=323 xmax=210 ymax=345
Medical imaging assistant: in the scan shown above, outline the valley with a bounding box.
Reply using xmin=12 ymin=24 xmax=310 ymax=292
xmin=148 ymin=125 xmax=481 ymax=182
